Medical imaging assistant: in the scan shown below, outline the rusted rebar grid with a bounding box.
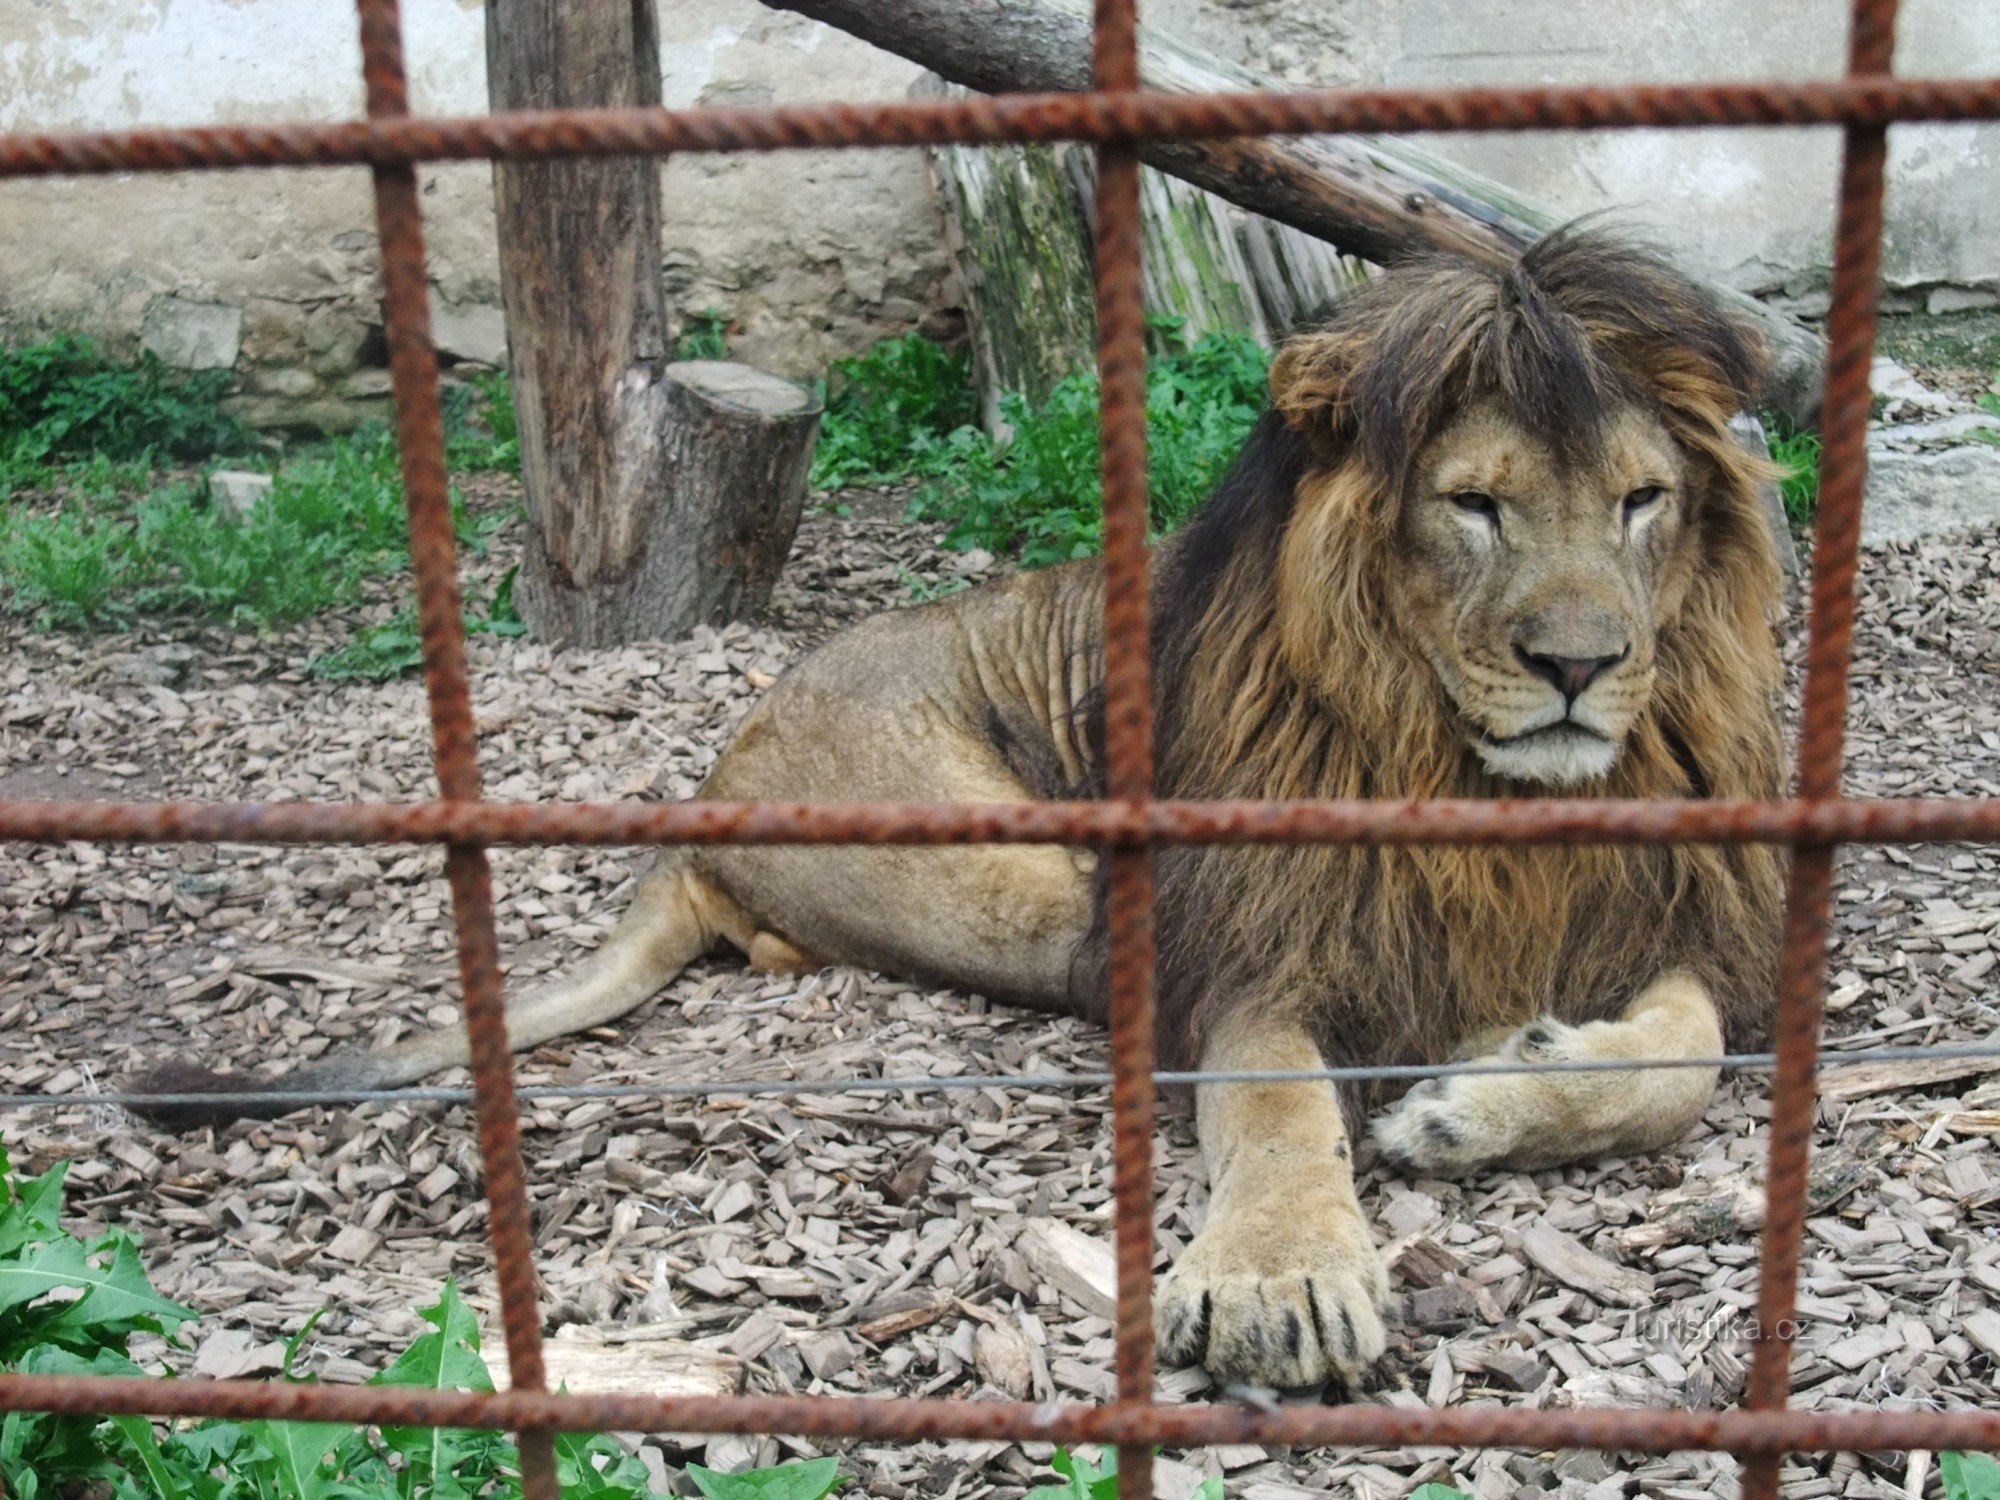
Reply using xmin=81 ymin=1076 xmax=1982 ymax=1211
xmin=356 ymin=0 xmax=555 ymax=1491
xmin=1739 ymin=2 xmax=1901 ymax=1497
xmin=1090 ymin=3 xmax=1158 ymax=1496
xmin=4 ymin=77 xmax=2000 ymax=179
xmin=0 ymin=0 xmax=1997 ymax=1489
xmin=2 ymin=1372 xmax=2000 ymax=1454
xmin=7 ymin=794 xmax=2000 ymax=848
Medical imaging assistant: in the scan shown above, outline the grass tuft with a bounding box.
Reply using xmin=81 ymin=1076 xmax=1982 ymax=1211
xmin=674 ymin=308 xmax=733 ymax=362
xmin=0 ymin=332 xmax=245 ymax=475
xmin=1767 ymin=418 xmax=1822 ymax=527
xmin=911 ymin=320 xmax=1269 ymax=567
xmin=1 ymin=347 xmax=518 ymax=632
xmin=811 ymin=333 xmax=978 ymax=491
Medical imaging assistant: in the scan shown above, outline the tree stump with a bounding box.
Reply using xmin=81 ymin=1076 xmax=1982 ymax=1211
xmin=514 ymin=362 xmax=821 ymax=644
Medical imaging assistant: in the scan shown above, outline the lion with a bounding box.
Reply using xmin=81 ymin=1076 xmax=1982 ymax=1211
xmin=142 ymin=227 xmax=1786 ymax=1393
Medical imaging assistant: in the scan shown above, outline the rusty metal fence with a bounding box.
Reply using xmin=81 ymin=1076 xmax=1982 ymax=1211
xmin=2 ymin=0 xmax=1999 ymax=1495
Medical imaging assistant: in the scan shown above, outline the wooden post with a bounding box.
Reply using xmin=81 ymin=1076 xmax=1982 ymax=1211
xmin=487 ymin=0 xmax=819 ymax=643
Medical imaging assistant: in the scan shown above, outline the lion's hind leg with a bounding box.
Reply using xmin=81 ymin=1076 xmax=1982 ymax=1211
xmin=1371 ymin=972 xmax=1724 ymax=1176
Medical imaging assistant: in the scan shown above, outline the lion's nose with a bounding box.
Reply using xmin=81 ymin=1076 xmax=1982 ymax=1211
xmin=1516 ymin=647 xmax=1626 ymax=702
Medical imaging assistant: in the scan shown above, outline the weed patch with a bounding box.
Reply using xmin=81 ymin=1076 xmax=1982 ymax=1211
xmin=675 ymin=309 xmax=733 ymax=362
xmin=311 ymin=567 xmax=526 ymax=681
xmin=1767 ymin=418 xmax=1822 ymax=526
xmin=0 ymin=428 xmax=495 ymax=630
xmin=811 ymin=334 xmax=978 ymax=491
xmin=444 ymin=369 xmax=522 ymax=474
xmin=0 ymin=1138 xmax=881 ymax=1497
xmin=911 ymin=323 xmax=1269 ymax=566
xmin=1945 ymin=1451 xmax=2000 ymax=1499
xmin=0 ymin=333 xmax=245 ymax=475
xmin=1020 ymin=1446 xmax=1222 ymax=1500
xmin=1 ymin=357 xmax=516 ymax=631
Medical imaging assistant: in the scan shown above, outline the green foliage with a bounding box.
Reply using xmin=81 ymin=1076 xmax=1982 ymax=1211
xmin=675 ymin=309 xmax=733 ymax=362
xmin=687 ymin=1456 xmax=844 ymax=1500
xmin=0 ymin=333 xmax=245 ymax=474
xmin=1023 ymin=1448 xmax=1223 ymax=1500
xmin=444 ymin=370 xmax=522 ymax=473
xmin=0 ymin=1141 xmax=660 ymax=1497
xmin=0 ymin=1142 xmax=901 ymax=1498
xmin=1767 ymin=418 xmax=1821 ymax=526
xmin=899 ymin=568 xmax=970 ymax=604
xmin=1 ymin=424 xmax=497 ymax=630
xmin=1974 ymin=390 xmax=2000 ymax=445
xmin=0 ymin=1138 xmax=197 ymax=1498
xmin=310 ymin=569 xmax=526 ymax=682
xmin=811 ymin=334 xmax=978 ymax=490
xmin=913 ymin=322 xmax=1270 ymax=567
xmin=1944 ymin=1452 xmax=2000 ymax=1500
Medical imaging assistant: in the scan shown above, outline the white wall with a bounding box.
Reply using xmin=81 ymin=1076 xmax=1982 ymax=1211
xmin=2 ymin=0 xmax=1994 ymax=421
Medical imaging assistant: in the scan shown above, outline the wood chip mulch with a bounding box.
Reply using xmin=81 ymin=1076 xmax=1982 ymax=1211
xmin=3 ymin=490 xmax=1998 ymax=1500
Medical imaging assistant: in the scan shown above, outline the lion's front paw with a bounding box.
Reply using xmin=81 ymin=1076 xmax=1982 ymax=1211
xmin=1156 ymin=1195 xmax=1387 ymax=1391
xmin=1372 ymin=1020 xmax=1577 ymax=1175
xmin=1371 ymin=1073 xmax=1499 ymax=1176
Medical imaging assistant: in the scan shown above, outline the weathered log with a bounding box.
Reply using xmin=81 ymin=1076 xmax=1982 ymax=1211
xmin=924 ymin=97 xmax=1097 ymax=429
xmin=924 ymin=78 xmax=1365 ymax=426
xmin=489 ymin=0 xmax=819 ymax=644
xmin=518 ymin=361 xmax=819 ymax=643
xmin=770 ymin=0 xmax=1827 ymax=425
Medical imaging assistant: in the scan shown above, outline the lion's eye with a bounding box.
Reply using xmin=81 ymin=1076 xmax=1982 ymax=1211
xmin=1449 ymin=491 xmax=1500 ymax=522
xmin=1623 ymin=485 xmax=1664 ymax=520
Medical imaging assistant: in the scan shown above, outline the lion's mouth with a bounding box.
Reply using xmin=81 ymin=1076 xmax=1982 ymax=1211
xmin=1465 ymin=717 xmax=1621 ymax=787
xmin=1467 ymin=718 xmax=1607 ymax=750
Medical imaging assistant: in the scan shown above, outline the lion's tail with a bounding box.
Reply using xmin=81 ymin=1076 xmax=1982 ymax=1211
xmin=131 ymin=853 xmax=721 ymax=1130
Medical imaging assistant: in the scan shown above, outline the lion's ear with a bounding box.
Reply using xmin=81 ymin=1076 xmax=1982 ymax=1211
xmin=1268 ymin=331 xmax=1356 ymax=437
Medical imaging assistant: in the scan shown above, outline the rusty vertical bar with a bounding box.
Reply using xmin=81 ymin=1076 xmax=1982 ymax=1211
xmin=1739 ymin=3 xmax=1897 ymax=1497
xmin=353 ymin=3 xmax=556 ymax=1494
xmin=1092 ymin=2 xmax=1156 ymax=1498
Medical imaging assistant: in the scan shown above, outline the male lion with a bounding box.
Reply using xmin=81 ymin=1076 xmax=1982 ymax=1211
xmin=147 ymin=229 xmax=1785 ymax=1392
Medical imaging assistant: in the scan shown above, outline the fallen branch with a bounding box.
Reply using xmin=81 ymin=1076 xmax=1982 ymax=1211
xmin=770 ymin=0 xmax=1826 ymax=424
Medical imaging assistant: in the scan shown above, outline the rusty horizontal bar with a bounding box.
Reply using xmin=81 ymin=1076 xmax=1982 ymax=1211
xmin=0 ymin=1373 xmax=1995 ymax=1456
xmin=4 ymin=795 xmax=1999 ymax=849
xmin=2 ymin=76 xmax=1998 ymax=180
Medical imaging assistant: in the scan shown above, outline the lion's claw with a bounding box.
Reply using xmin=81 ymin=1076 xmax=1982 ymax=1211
xmin=1156 ymin=1202 xmax=1387 ymax=1391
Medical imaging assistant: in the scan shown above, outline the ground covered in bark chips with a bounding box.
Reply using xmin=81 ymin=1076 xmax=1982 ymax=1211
xmin=3 ymin=486 xmax=2000 ymax=1500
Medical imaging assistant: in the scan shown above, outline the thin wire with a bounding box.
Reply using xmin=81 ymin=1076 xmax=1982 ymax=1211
xmin=10 ymin=1038 xmax=2000 ymax=1113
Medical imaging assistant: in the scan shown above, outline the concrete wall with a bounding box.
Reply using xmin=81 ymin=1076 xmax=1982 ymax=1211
xmin=0 ymin=0 xmax=950 ymax=425
xmin=2 ymin=0 xmax=1995 ymax=424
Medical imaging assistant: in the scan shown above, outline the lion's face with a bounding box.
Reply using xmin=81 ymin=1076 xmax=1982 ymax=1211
xmin=1394 ymin=401 xmax=1695 ymax=787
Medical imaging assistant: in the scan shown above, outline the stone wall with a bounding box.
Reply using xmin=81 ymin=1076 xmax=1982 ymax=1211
xmin=2 ymin=0 xmax=1995 ymax=428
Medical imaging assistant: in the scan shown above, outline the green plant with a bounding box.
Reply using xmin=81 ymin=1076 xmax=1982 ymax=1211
xmin=0 ymin=333 xmax=246 ymax=474
xmin=675 ymin=309 xmax=733 ymax=362
xmin=1973 ymin=390 xmax=2000 ymax=445
xmin=687 ymin=1456 xmax=843 ymax=1500
xmin=0 ymin=1138 xmax=663 ymax=1496
xmin=311 ymin=570 xmax=527 ymax=682
xmin=1023 ymin=1448 xmax=1223 ymax=1500
xmin=811 ymin=334 xmax=978 ymax=490
xmin=1944 ymin=1451 xmax=2000 ymax=1500
xmin=444 ymin=369 xmax=522 ymax=473
xmin=1 ymin=423 xmax=497 ymax=631
xmin=1767 ymin=418 xmax=1821 ymax=526
xmin=912 ymin=324 xmax=1269 ymax=567
xmin=899 ymin=568 xmax=970 ymax=604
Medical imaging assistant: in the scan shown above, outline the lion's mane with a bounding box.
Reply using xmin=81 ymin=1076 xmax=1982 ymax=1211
xmin=1103 ymin=229 xmax=1788 ymax=1083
